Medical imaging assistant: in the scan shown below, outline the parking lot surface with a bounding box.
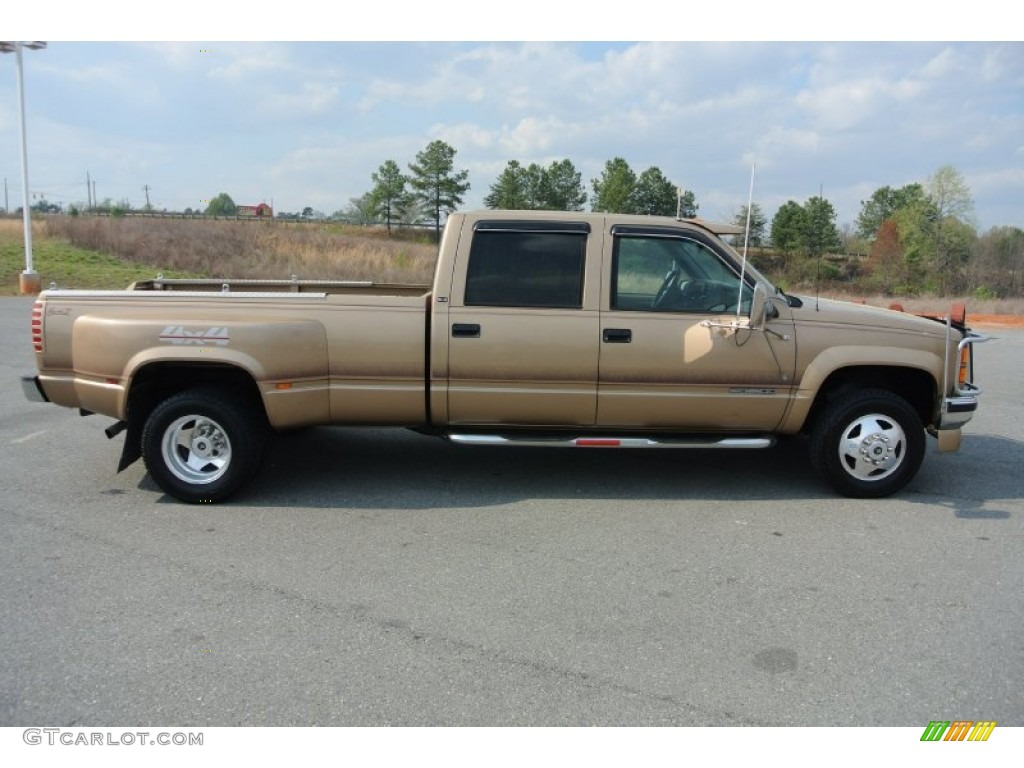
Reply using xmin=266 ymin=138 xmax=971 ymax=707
xmin=1 ymin=297 xmax=1021 ymax=726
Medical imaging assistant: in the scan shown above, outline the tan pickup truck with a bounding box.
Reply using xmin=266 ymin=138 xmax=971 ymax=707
xmin=22 ymin=210 xmax=986 ymax=503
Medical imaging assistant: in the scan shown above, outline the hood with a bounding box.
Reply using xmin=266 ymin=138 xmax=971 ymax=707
xmin=790 ymin=297 xmax=950 ymax=337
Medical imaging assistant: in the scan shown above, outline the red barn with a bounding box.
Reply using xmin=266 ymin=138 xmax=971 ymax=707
xmin=237 ymin=203 xmax=273 ymax=218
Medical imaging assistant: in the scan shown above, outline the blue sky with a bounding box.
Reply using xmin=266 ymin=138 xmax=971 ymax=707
xmin=2 ymin=10 xmax=1021 ymax=231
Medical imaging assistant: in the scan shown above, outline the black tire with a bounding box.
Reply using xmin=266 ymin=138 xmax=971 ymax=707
xmin=141 ymin=387 xmax=266 ymax=503
xmin=809 ymin=388 xmax=925 ymax=498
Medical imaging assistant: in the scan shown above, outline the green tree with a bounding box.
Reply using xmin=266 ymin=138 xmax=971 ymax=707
xmin=926 ymin=165 xmax=975 ymax=295
xmin=890 ymin=200 xmax=935 ymax=292
xmin=973 ymin=226 xmax=1024 ymax=296
xmin=205 ymin=193 xmax=236 ymax=217
xmin=856 ymin=184 xmax=927 ymax=239
xmin=732 ymin=203 xmax=767 ymax=247
xmin=632 ymin=166 xmax=677 ymax=216
xmin=770 ymin=200 xmax=806 ymax=256
xmin=677 ymin=189 xmax=699 ymax=219
xmin=395 ymin=198 xmax=427 ymax=226
xmin=520 ymin=163 xmax=549 ymax=209
xmin=370 ymin=159 xmax=411 ymax=234
xmin=541 ymin=159 xmax=587 ymax=211
xmin=802 ymin=196 xmax=841 ymax=257
xmin=408 ymin=140 xmax=471 ymax=240
xmin=591 ymin=157 xmax=637 ymax=213
xmin=30 ymin=198 xmax=60 ymax=214
xmin=485 ymin=160 xmax=531 ymax=209
xmin=340 ymin=193 xmax=378 ymax=225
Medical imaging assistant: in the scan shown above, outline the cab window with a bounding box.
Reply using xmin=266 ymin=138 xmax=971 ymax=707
xmin=611 ymin=235 xmax=751 ymax=313
xmin=465 ymin=231 xmax=586 ymax=309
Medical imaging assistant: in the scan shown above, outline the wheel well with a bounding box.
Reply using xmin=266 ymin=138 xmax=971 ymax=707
xmin=125 ymin=363 xmax=264 ymax=428
xmin=804 ymin=366 xmax=936 ymax=434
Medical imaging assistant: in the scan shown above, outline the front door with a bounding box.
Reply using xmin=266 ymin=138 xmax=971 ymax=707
xmin=598 ymin=227 xmax=795 ymax=430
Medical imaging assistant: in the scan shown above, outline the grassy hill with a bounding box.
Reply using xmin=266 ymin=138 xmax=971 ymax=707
xmin=0 ymin=219 xmax=203 ymax=294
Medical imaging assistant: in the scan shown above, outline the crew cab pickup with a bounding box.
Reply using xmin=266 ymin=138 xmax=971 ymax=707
xmin=22 ymin=210 xmax=986 ymax=502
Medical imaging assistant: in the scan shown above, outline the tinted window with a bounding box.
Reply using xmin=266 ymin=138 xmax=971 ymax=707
xmin=612 ymin=235 xmax=752 ymax=313
xmin=465 ymin=231 xmax=586 ymax=309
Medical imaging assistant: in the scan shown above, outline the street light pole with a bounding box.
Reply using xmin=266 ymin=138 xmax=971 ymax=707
xmin=1 ymin=41 xmax=47 ymax=294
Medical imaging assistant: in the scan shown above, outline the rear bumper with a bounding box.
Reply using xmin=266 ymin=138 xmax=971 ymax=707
xmin=21 ymin=374 xmax=49 ymax=403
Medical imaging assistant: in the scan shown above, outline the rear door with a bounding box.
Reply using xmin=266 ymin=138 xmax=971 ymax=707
xmin=445 ymin=220 xmax=601 ymax=426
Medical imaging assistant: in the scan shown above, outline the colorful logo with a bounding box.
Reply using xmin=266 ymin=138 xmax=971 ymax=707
xmin=920 ymin=721 xmax=997 ymax=741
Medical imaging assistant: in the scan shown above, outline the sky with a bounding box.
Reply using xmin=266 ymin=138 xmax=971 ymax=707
xmin=2 ymin=8 xmax=1022 ymax=232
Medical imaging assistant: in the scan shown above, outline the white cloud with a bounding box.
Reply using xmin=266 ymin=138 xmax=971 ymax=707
xmin=207 ymin=44 xmax=294 ymax=82
xmin=919 ymin=47 xmax=960 ymax=79
xmin=260 ymin=82 xmax=341 ymax=118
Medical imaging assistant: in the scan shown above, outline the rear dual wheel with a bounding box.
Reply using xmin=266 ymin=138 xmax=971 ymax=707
xmin=142 ymin=387 xmax=266 ymax=503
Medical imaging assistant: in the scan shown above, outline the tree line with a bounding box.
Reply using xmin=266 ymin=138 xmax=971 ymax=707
xmin=21 ymin=139 xmax=1021 ymax=298
xmin=343 ymin=143 xmax=701 ymax=240
xmin=199 ymin=141 xmax=1022 ymax=298
xmin=748 ymin=165 xmax=1022 ymax=298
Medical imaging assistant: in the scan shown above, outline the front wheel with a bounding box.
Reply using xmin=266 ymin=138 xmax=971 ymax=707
xmin=809 ymin=388 xmax=925 ymax=498
xmin=142 ymin=387 xmax=266 ymax=503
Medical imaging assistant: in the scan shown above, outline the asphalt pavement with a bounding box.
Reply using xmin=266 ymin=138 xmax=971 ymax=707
xmin=1 ymin=296 xmax=1021 ymax=726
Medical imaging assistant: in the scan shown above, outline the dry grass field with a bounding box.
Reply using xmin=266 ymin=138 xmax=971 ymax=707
xmin=42 ymin=216 xmax=439 ymax=285
xmin=0 ymin=218 xmax=205 ymax=293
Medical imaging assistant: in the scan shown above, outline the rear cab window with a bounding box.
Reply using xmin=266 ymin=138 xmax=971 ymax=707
xmin=464 ymin=222 xmax=590 ymax=309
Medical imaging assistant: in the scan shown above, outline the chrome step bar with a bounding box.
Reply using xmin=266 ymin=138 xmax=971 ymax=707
xmin=446 ymin=434 xmax=775 ymax=449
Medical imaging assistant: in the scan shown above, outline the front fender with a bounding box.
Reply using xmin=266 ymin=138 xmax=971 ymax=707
xmin=780 ymin=345 xmax=942 ymax=433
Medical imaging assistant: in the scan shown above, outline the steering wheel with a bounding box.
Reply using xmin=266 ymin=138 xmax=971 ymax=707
xmin=652 ymin=270 xmax=680 ymax=310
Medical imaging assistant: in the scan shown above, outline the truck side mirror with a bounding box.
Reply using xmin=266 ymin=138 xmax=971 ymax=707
xmin=749 ymin=282 xmax=769 ymax=328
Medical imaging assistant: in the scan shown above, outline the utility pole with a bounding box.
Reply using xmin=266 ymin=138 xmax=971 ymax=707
xmin=1 ymin=40 xmax=47 ymax=294
xmin=143 ymin=184 xmax=151 ymax=210
xmin=92 ymin=179 xmax=97 ymax=209
xmin=86 ymin=171 xmax=92 ymax=210
xmin=3 ymin=177 xmax=7 ymax=213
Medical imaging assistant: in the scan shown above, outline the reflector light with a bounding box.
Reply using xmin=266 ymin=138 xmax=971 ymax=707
xmin=958 ymin=346 xmax=970 ymax=387
xmin=575 ymin=439 xmax=621 ymax=447
xmin=31 ymin=301 xmax=43 ymax=353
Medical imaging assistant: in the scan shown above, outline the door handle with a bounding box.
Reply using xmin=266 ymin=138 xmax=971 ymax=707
xmin=452 ymin=323 xmax=481 ymax=338
xmin=603 ymin=328 xmax=632 ymax=343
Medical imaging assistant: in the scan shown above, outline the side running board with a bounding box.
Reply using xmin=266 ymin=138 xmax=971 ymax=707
xmin=446 ymin=434 xmax=775 ymax=449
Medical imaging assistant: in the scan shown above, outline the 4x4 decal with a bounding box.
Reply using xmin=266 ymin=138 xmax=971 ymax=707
xmin=158 ymin=326 xmax=230 ymax=346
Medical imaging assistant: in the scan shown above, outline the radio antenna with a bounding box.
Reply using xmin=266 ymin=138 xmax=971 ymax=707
xmin=736 ymin=161 xmax=755 ymax=320
xmin=815 ymin=182 xmax=823 ymax=311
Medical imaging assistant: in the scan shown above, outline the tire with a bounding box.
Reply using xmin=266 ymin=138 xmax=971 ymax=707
xmin=809 ymin=388 xmax=925 ymax=498
xmin=141 ymin=387 xmax=266 ymax=503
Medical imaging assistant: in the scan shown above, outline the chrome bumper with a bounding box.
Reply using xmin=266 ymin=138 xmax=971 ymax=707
xmin=21 ymin=374 xmax=49 ymax=403
xmin=938 ymin=319 xmax=989 ymax=430
xmin=939 ymin=390 xmax=979 ymax=430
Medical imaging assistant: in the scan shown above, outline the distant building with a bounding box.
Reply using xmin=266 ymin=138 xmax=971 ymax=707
xmin=237 ymin=203 xmax=273 ymax=218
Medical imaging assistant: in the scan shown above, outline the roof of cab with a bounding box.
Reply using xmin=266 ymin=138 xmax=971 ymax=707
xmin=460 ymin=209 xmax=745 ymax=236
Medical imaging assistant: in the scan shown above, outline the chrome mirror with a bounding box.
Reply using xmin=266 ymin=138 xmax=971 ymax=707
xmin=750 ymin=282 xmax=769 ymax=328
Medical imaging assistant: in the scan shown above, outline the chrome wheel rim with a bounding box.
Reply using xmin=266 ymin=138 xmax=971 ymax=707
xmin=161 ymin=415 xmax=232 ymax=485
xmin=838 ymin=413 xmax=907 ymax=482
